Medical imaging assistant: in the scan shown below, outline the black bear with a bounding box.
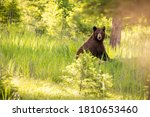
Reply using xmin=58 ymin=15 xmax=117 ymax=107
xmin=76 ymin=26 xmax=109 ymax=61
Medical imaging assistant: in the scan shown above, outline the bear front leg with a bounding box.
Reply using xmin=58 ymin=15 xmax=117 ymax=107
xmin=102 ymin=52 xmax=110 ymax=61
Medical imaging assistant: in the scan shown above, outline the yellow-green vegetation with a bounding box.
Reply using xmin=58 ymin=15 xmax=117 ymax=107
xmin=0 ymin=0 xmax=150 ymax=100
xmin=0 ymin=60 xmax=19 ymax=100
xmin=0 ymin=24 xmax=150 ymax=100
xmin=62 ymin=53 xmax=113 ymax=99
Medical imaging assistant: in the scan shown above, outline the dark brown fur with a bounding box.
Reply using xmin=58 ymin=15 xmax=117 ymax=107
xmin=76 ymin=26 xmax=110 ymax=61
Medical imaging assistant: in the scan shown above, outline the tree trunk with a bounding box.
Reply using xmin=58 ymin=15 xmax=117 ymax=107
xmin=148 ymin=81 xmax=150 ymax=100
xmin=110 ymin=17 xmax=122 ymax=48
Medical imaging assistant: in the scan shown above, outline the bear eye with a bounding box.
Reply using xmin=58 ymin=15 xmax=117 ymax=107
xmin=97 ymin=33 xmax=102 ymax=40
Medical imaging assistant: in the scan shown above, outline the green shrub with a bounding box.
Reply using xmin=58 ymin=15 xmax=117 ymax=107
xmin=62 ymin=52 xmax=113 ymax=98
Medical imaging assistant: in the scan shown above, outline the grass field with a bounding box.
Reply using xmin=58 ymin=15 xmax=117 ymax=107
xmin=0 ymin=25 xmax=150 ymax=100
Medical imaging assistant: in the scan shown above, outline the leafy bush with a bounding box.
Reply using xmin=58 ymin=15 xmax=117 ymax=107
xmin=62 ymin=52 xmax=113 ymax=98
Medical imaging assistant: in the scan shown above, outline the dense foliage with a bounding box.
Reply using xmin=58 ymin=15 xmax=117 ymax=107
xmin=62 ymin=53 xmax=112 ymax=98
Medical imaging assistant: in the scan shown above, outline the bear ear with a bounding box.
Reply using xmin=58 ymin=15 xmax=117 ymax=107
xmin=93 ymin=26 xmax=97 ymax=32
xmin=102 ymin=26 xmax=105 ymax=31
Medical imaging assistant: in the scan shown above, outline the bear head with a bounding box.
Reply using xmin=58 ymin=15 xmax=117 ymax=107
xmin=93 ymin=26 xmax=105 ymax=42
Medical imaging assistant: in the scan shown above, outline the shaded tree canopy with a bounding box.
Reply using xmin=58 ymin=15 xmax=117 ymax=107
xmin=0 ymin=0 xmax=21 ymax=24
xmin=78 ymin=0 xmax=150 ymax=47
xmin=81 ymin=0 xmax=150 ymax=25
xmin=0 ymin=0 xmax=150 ymax=42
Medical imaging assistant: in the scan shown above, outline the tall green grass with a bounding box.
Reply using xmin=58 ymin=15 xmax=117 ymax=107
xmin=0 ymin=58 xmax=20 ymax=100
xmin=0 ymin=24 xmax=149 ymax=99
xmin=102 ymin=25 xmax=150 ymax=99
xmin=0 ymin=25 xmax=82 ymax=82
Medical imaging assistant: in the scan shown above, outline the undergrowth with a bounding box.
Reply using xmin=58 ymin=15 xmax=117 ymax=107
xmin=0 ymin=24 xmax=150 ymax=99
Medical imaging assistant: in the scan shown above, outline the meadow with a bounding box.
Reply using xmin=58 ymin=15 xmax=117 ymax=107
xmin=0 ymin=24 xmax=150 ymax=100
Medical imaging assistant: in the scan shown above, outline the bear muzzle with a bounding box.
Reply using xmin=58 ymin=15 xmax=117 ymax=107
xmin=97 ymin=33 xmax=102 ymax=41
